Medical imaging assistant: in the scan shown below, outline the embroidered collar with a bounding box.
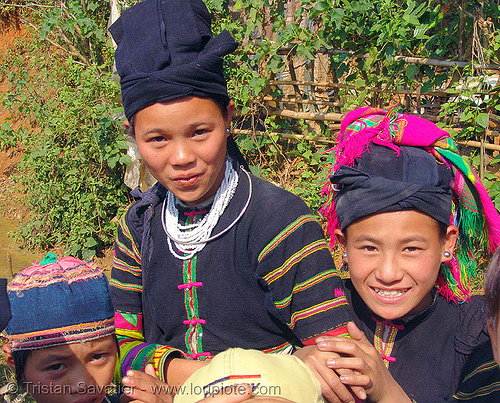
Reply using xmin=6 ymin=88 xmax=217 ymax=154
xmin=175 ymin=194 xmax=215 ymax=213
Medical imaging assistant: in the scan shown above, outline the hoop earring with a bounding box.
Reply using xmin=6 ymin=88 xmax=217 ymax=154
xmin=340 ymin=261 xmax=348 ymax=272
xmin=340 ymin=251 xmax=348 ymax=272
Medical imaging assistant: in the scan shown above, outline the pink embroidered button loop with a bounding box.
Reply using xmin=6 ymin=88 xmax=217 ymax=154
xmin=183 ymin=319 xmax=206 ymax=325
xmin=177 ymin=282 xmax=203 ymax=290
xmin=184 ymin=210 xmax=207 ymax=218
xmin=381 ymin=353 xmax=396 ymax=362
xmin=186 ymin=352 xmax=211 ymax=359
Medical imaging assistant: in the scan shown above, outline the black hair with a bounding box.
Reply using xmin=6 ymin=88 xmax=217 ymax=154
xmin=485 ymin=248 xmax=500 ymax=328
xmin=12 ymin=349 xmax=30 ymax=384
xmin=10 ymin=334 xmax=120 ymax=384
xmin=438 ymin=221 xmax=448 ymax=240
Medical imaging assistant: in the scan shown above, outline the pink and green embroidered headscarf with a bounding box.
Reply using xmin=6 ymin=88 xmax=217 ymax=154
xmin=321 ymin=106 xmax=500 ymax=302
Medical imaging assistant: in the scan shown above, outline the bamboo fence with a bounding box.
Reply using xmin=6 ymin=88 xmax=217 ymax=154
xmin=234 ymin=48 xmax=500 ymax=179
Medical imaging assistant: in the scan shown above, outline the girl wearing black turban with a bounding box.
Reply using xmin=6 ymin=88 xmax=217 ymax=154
xmin=108 ymin=1 xmax=354 ymax=401
xmin=314 ymin=106 xmax=500 ymax=402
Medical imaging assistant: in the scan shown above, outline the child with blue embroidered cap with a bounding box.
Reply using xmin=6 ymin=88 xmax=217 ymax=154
xmin=0 ymin=258 xmax=284 ymax=403
xmin=312 ymin=106 xmax=500 ymax=402
xmin=1 ymin=254 xmax=119 ymax=403
xmin=108 ymin=0 xmax=355 ymax=401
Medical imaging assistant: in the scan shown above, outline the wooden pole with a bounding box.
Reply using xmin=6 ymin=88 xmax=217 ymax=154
xmin=232 ymin=129 xmax=337 ymax=145
xmin=268 ymin=46 xmax=500 ymax=70
xmin=480 ymin=131 xmax=485 ymax=179
xmin=268 ymin=80 xmax=497 ymax=97
xmin=456 ymin=139 xmax=500 ymax=152
xmin=269 ymin=109 xmax=345 ymax=121
xmin=232 ymin=127 xmax=500 ymax=150
xmin=262 ymin=95 xmax=343 ymax=108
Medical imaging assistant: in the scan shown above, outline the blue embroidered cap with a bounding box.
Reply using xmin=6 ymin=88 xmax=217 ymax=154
xmin=5 ymin=254 xmax=115 ymax=351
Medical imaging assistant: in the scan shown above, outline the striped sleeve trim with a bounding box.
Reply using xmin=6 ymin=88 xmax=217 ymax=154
xmin=116 ymin=339 xmax=183 ymax=380
xmin=110 ymin=278 xmax=143 ymax=293
xmin=287 ymin=296 xmax=349 ymax=329
xmin=274 ymin=270 xmax=338 ymax=309
xmin=463 ymin=361 xmax=499 ymax=382
xmin=119 ymin=215 xmax=141 ymax=265
xmin=302 ymin=325 xmax=350 ymax=345
xmin=117 ymin=330 xmax=144 ymax=344
xmin=114 ymin=340 xmax=143 ymax=380
xmin=113 ymin=257 xmax=142 ymax=277
xmin=263 ymin=240 xmax=328 ymax=285
xmin=258 ymin=215 xmax=318 ymax=262
xmin=115 ymin=239 xmax=140 ymax=266
xmin=453 ymin=381 xmax=500 ymax=400
xmin=113 ymin=310 xmax=185 ymax=382
xmin=153 ymin=345 xmax=185 ymax=382
xmin=262 ymin=341 xmax=294 ymax=354
xmin=120 ymin=341 xmax=159 ymax=378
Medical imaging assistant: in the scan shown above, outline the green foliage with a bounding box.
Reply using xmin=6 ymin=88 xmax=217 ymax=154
xmin=286 ymin=140 xmax=325 ymax=213
xmin=0 ymin=120 xmax=25 ymax=150
xmin=213 ymin=0 xmax=500 ymax=216
xmin=25 ymin=0 xmax=111 ymax=65
xmin=209 ymin=0 xmax=495 ymax=213
xmin=0 ymin=2 xmax=130 ymax=259
xmin=1 ymin=0 xmax=500 ymax=256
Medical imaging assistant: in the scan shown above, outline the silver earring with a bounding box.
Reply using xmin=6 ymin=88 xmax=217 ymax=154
xmin=226 ymin=128 xmax=230 ymax=134
xmin=340 ymin=251 xmax=348 ymax=272
xmin=340 ymin=261 xmax=348 ymax=272
xmin=444 ymin=251 xmax=451 ymax=258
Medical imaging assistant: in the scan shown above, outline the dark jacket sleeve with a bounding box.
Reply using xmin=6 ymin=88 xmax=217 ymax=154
xmin=251 ymin=179 xmax=351 ymax=343
xmin=451 ymin=295 xmax=500 ymax=401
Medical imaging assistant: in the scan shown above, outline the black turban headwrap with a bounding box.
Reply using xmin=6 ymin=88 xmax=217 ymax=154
xmin=109 ymin=0 xmax=237 ymax=120
xmin=332 ymin=144 xmax=453 ymax=231
xmin=109 ymin=0 xmax=248 ymax=168
xmin=0 ymin=278 xmax=11 ymax=332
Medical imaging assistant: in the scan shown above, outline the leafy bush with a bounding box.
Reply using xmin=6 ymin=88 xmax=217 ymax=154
xmin=214 ymin=0 xmax=500 ymax=216
xmin=1 ymin=0 xmax=500 ymax=256
xmin=0 ymin=2 xmax=130 ymax=259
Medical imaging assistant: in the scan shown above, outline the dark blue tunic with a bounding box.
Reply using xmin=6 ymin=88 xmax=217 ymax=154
xmin=344 ymin=279 xmax=493 ymax=402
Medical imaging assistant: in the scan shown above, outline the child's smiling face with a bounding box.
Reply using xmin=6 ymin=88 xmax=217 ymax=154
xmin=335 ymin=210 xmax=458 ymax=321
xmin=22 ymin=335 xmax=117 ymax=403
xmin=131 ymin=96 xmax=234 ymax=209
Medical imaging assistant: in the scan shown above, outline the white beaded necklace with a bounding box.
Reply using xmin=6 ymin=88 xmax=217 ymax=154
xmin=161 ymin=158 xmax=251 ymax=260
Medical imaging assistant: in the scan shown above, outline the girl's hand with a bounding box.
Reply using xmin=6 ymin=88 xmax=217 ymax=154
xmin=316 ymin=322 xmax=411 ymax=403
xmin=293 ymin=345 xmax=366 ymax=403
xmin=121 ymin=364 xmax=173 ymax=403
